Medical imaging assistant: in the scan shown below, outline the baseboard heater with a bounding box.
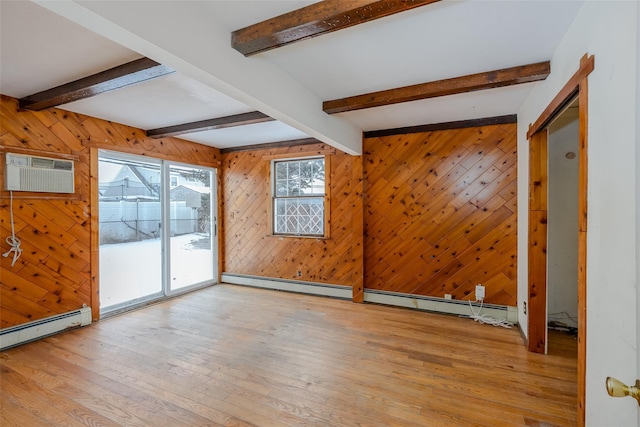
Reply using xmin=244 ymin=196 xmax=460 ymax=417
xmin=364 ymin=289 xmax=518 ymax=323
xmin=0 ymin=306 xmax=92 ymax=351
xmin=221 ymin=273 xmax=352 ymax=299
xmin=221 ymin=273 xmax=518 ymax=323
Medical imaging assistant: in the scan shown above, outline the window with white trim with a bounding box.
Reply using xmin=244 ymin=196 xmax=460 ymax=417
xmin=272 ymin=157 xmax=325 ymax=236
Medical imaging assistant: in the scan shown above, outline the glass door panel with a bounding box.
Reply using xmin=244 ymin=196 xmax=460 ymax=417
xmin=168 ymin=164 xmax=215 ymax=291
xmin=98 ymin=154 xmax=163 ymax=310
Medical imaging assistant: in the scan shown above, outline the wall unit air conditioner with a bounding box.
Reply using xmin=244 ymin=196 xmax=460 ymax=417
xmin=4 ymin=153 xmax=74 ymax=193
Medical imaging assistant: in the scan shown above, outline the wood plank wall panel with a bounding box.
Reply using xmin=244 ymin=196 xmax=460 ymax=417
xmin=363 ymin=124 xmax=517 ymax=305
xmin=0 ymin=95 xmax=221 ymax=328
xmin=222 ymin=144 xmax=361 ymax=287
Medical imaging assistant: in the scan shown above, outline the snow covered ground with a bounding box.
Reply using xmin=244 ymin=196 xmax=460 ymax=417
xmin=100 ymin=233 xmax=214 ymax=309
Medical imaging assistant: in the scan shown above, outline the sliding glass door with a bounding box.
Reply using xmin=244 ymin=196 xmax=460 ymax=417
xmin=98 ymin=154 xmax=163 ymax=308
xmin=167 ymin=163 xmax=215 ymax=292
xmin=98 ymin=151 xmax=217 ymax=314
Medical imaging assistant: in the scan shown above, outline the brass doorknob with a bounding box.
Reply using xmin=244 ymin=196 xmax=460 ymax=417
xmin=606 ymin=377 xmax=640 ymax=406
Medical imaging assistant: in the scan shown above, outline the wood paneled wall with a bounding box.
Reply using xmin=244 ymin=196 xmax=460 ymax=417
xmin=221 ymin=145 xmax=363 ymax=288
xmin=363 ymin=124 xmax=517 ymax=305
xmin=223 ymin=124 xmax=516 ymax=306
xmin=0 ymin=95 xmax=221 ymax=328
xmin=1 ymin=89 xmax=517 ymax=331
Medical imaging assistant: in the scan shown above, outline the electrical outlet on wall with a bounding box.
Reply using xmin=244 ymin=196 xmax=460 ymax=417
xmin=475 ymin=284 xmax=485 ymax=301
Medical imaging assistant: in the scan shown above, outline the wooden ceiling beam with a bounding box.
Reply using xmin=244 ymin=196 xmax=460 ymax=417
xmin=220 ymin=137 xmax=320 ymax=154
xmin=232 ymin=0 xmax=441 ymax=56
xmin=19 ymin=57 xmax=174 ymax=111
xmin=146 ymin=111 xmax=274 ymax=138
xmin=364 ymin=114 xmax=517 ymax=138
xmin=323 ymin=61 xmax=551 ymax=114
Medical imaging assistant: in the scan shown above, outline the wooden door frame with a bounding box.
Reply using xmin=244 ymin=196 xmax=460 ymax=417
xmin=527 ymin=53 xmax=594 ymax=427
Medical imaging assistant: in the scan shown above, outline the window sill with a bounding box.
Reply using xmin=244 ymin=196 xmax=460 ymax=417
xmin=267 ymin=234 xmax=329 ymax=240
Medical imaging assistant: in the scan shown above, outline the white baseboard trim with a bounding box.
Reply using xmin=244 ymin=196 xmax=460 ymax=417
xmin=0 ymin=306 xmax=92 ymax=350
xmin=221 ymin=273 xmax=517 ymax=323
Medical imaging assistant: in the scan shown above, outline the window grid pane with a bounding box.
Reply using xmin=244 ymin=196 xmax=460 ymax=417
xmin=273 ymin=157 xmax=325 ymax=236
xmin=274 ymin=198 xmax=324 ymax=235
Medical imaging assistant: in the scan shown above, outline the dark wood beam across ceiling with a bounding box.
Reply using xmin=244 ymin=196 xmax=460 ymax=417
xmin=364 ymin=114 xmax=517 ymax=138
xmin=147 ymin=111 xmax=274 ymax=139
xmin=220 ymin=137 xmax=320 ymax=154
xmin=323 ymin=61 xmax=551 ymax=114
xmin=19 ymin=58 xmax=174 ymax=111
xmin=232 ymin=0 xmax=441 ymax=56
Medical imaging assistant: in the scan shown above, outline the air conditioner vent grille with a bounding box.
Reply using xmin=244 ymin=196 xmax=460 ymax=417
xmin=19 ymin=168 xmax=74 ymax=193
xmin=53 ymin=160 xmax=73 ymax=171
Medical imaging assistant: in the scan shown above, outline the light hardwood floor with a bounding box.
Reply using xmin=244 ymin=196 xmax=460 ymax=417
xmin=1 ymin=284 xmax=577 ymax=426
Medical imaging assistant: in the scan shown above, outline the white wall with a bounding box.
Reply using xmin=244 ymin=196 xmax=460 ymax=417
xmin=517 ymin=2 xmax=638 ymax=425
xmin=547 ymin=117 xmax=579 ymax=329
xmin=636 ymin=1 xmax=640 ymax=425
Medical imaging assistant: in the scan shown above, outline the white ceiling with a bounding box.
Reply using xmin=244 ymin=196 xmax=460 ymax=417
xmin=0 ymin=0 xmax=584 ymax=153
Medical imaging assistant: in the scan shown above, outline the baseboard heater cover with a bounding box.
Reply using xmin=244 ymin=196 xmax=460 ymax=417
xmin=0 ymin=306 xmax=92 ymax=351
xmin=364 ymin=289 xmax=518 ymax=323
xmin=222 ymin=273 xmax=517 ymax=323
xmin=221 ymin=273 xmax=352 ymax=299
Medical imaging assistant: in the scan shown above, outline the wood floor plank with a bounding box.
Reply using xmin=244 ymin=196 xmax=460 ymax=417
xmin=1 ymin=365 xmax=106 ymax=427
xmin=0 ymin=285 xmax=577 ymax=426
xmin=40 ymin=333 xmax=292 ymax=426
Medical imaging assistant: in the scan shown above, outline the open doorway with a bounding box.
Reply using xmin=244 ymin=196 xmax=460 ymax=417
xmin=547 ymin=98 xmax=579 ymax=355
xmin=527 ymin=54 xmax=593 ymax=425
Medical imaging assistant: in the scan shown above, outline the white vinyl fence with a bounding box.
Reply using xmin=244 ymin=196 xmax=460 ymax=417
xmin=100 ymin=200 xmax=197 ymax=244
